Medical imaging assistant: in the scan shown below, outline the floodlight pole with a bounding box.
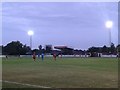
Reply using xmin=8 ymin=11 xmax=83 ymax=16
xmin=109 ymin=28 xmax=111 ymax=47
xmin=30 ymin=35 xmax=32 ymax=50
xmin=109 ymin=28 xmax=112 ymax=57
xmin=105 ymin=21 xmax=113 ymax=57
xmin=28 ymin=30 xmax=33 ymax=50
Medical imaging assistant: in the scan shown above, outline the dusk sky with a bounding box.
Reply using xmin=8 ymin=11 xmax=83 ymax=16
xmin=2 ymin=2 xmax=118 ymax=50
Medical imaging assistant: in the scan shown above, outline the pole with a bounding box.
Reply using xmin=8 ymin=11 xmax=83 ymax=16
xmin=109 ymin=28 xmax=112 ymax=57
xmin=109 ymin=28 xmax=111 ymax=47
xmin=30 ymin=35 xmax=32 ymax=50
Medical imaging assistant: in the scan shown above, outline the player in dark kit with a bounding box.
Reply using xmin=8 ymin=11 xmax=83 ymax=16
xmin=33 ymin=52 xmax=36 ymax=61
xmin=6 ymin=55 xmax=8 ymax=59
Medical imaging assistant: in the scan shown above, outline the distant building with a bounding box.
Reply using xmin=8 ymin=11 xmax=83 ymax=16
xmin=54 ymin=46 xmax=73 ymax=55
xmin=51 ymin=48 xmax=61 ymax=56
xmin=45 ymin=45 xmax=52 ymax=53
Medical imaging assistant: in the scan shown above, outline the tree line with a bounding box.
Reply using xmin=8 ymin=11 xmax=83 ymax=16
xmin=0 ymin=41 xmax=52 ymax=55
xmin=1 ymin=41 xmax=31 ymax=55
xmin=87 ymin=43 xmax=118 ymax=54
xmin=0 ymin=41 xmax=120 ymax=56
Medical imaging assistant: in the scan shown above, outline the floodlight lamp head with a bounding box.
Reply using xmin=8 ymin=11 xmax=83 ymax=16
xmin=28 ymin=30 xmax=34 ymax=36
xmin=105 ymin=21 xmax=113 ymax=29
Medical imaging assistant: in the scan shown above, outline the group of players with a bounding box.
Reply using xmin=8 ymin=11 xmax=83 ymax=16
xmin=32 ymin=52 xmax=58 ymax=61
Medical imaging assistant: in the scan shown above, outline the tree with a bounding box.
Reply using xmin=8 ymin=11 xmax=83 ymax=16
xmin=117 ymin=44 xmax=120 ymax=52
xmin=38 ymin=45 xmax=42 ymax=51
xmin=38 ymin=45 xmax=42 ymax=54
xmin=87 ymin=47 xmax=99 ymax=57
xmin=3 ymin=41 xmax=31 ymax=55
xmin=117 ymin=44 xmax=120 ymax=57
xmin=32 ymin=49 xmax=39 ymax=54
xmin=21 ymin=44 xmax=31 ymax=55
xmin=102 ymin=45 xmax=109 ymax=54
xmin=110 ymin=43 xmax=116 ymax=54
xmin=41 ymin=48 xmax=45 ymax=53
xmin=88 ymin=47 xmax=99 ymax=53
xmin=3 ymin=41 xmax=22 ymax=55
xmin=45 ymin=45 xmax=52 ymax=53
xmin=0 ymin=46 xmax=2 ymax=55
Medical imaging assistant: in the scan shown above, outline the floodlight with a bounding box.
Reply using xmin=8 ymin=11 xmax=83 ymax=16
xmin=28 ymin=30 xmax=34 ymax=36
xmin=105 ymin=21 xmax=113 ymax=29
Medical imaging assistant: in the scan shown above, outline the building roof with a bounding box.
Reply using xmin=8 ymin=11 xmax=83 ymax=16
xmin=54 ymin=46 xmax=73 ymax=50
xmin=54 ymin=46 xmax=67 ymax=49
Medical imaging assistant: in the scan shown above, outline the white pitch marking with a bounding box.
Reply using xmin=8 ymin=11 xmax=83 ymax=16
xmin=0 ymin=80 xmax=51 ymax=88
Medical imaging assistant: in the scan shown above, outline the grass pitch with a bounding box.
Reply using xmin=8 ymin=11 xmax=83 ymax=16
xmin=2 ymin=57 xmax=118 ymax=88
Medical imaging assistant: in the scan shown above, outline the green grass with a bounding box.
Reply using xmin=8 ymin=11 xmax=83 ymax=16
xmin=2 ymin=57 xmax=118 ymax=88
